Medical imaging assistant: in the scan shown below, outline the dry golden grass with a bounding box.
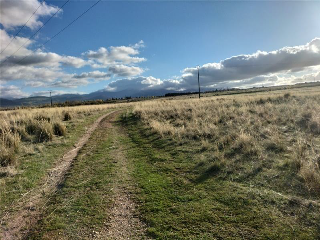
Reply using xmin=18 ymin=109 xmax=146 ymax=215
xmin=134 ymin=88 xmax=320 ymax=193
xmin=0 ymin=103 xmax=124 ymax=167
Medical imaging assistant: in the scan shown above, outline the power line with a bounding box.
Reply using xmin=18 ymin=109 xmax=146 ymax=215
xmin=0 ymin=0 xmax=70 ymax=66
xmin=1 ymin=0 xmax=101 ymax=67
xmin=43 ymin=0 xmax=102 ymax=46
xmin=0 ymin=0 xmax=45 ymax=55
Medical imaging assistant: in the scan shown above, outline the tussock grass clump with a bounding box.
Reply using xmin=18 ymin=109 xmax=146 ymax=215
xmin=284 ymin=92 xmax=291 ymax=99
xmin=34 ymin=114 xmax=51 ymax=122
xmin=15 ymin=126 xmax=30 ymax=141
xmin=1 ymin=131 xmax=21 ymax=150
xmin=53 ymin=122 xmax=67 ymax=136
xmin=35 ymin=122 xmax=54 ymax=143
xmin=230 ymin=132 xmax=261 ymax=159
xmin=298 ymin=111 xmax=320 ymax=135
xmin=264 ymin=140 xmax=285 ymax=153
xmin=63 ymin=112 xmax=72 ymax=121
xmin=0 ymin=122 xmax=20 ymax=167
xmin=26 ymin=120 xmax=38 ymax=135
xmin=0 ymin=147 xmax=16 ymax=167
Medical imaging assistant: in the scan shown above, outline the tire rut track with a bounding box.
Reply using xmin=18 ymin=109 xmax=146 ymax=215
xmin=0 ymin=110 xmax=121 ymax=240
xmin=97 ymin=115 xmax=147 ymax=240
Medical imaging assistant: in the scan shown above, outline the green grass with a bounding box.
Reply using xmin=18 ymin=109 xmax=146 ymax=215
xmin=120 ymin=113 xmax=320 ymax=239
xmin=28 ymin=115 xmax=118 ymax=239
xmin=0 ymin=109 xmax=115 ymax=217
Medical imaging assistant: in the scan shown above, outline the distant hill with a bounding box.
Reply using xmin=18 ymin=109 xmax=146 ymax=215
xmin=0 ymin=89 xmax=179 ymax=108
xmin=0 ymin=98 xmax=20 ymax=107
xmin=1 ymin=81 xmax=319 ymax=108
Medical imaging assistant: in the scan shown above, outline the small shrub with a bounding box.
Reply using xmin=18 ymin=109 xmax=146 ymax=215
xmin=297 ymin=111 xmax=312 ymax=129
xmin=35 ymin=122 xmax=53 ymax=142
xmin=284 ymin=93 xmax=291 ymax=99
xmin=309 ymin=121 xmax=320 ymax=134
xmin=53 ymin=122 xmax=66 ymax=136
xmin=16 ymin=127 xmax=31 ymax=142
xmin=26 ymin=121 xmax=38 ymax=135
xmin=230 ymin=133 xmax=260 ymax=158
xmin=265 ymin=140 xmax=285 ymax=153
xmin=1 ymin=132 xmax=20 ymax=150
xmin=0 ymin=147 xmax=16 ymax=167
xmin=257 ymin=98 xmax=266 ymax=105
xmin=63 ymin=112 xmax=72 ymax=121
xmin=34 ymin=115 xmax=51 ymax=122
xmin=300 ymin=165 xmax=320 ymax=192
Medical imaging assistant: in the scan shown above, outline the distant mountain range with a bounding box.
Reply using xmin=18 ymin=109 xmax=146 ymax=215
xmin=0 ymin=88 xmax=182 ymax=108
xmin=2 ymin=81 xmax=319 ymax=108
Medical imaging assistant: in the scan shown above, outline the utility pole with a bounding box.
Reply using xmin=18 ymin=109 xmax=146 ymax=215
xmin=197 ymin=65 xmax=201 ymax=99
xmin=50 ymin=90 xmax=53 ymax=107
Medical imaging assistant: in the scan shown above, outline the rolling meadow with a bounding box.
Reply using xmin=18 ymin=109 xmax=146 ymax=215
xmin=1 ymin=85 xmax=320 ymax=239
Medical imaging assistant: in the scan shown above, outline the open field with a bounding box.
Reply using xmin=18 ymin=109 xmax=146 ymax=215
xmin=134 ymin=86 xmax=320 ymax=194
xmin=1 ymin=85 xmax=320 ymax=239
xmin=0 ymin=104 xmax=122 ymax=237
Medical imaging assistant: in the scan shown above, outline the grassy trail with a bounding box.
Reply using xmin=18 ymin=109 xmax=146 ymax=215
xmin=0 ymin=110 xmax=121 ymax=239
xmin=27 ymin=111 xmax=147 ymax=239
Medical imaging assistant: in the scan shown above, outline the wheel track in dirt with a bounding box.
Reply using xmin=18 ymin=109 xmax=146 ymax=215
xmin=0 ymin=110 xmax=122 ymax=240
xmin=96 ymin=114 xmax=147 ymax=240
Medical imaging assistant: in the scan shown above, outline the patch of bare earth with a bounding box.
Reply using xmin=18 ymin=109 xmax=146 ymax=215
xmin=0 ymin=110 xmax=120 ymax=240
xmin=97 ymin=117 xmax=147 ymax=240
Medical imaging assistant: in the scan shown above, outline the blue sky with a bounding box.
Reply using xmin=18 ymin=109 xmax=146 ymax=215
xmin=1 ymin=0 xmax=320 ymax=98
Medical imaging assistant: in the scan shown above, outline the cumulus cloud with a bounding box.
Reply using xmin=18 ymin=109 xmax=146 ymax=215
xmin=108 ymin=39 xmax=320 ymax=93
xmin=0 ymin=1 xmax=150 ymax=96
xmin=0 ymin=0 xmax=59 ymax=29
xmin=1 ymin=34 xmax=145 ymax=90
xmin=51 ymin=78 xmax=90 ymax=88
xmin=84 ymin=41 xmax=146 ymax=67
xmin=30 ymin=90 xmax=85 ymax=97
xmin=108 ymin=65 xmax=144 ymax=77
xmin=73 ymin=71 xmax=111 ymax=80
xmin=1 ymin=65 xmax=68 ymax=82
xmin=0 ymin=85 xmax=29 ymax=99
xmin=2 ymin=51 xmax=87 ymax=68
xmin=182 ymin=38 xmax=320 ymax=88
xmin=0 ymin=29 xmax=32 ymax=59
xmin=105 ymin=76 xmax=181 ymax=92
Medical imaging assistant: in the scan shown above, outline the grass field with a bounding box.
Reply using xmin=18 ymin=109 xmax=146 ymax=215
xmin=1 ymin=85 xmax=320 ymax=239
xmin=128 ymin=86 xmax=320 ymax=238
xmin=121 ymin=113 xmax=320 ymax=239
xmin=0 ymin=105 xmax=120 ymax=220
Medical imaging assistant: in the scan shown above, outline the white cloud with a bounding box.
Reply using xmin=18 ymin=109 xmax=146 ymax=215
xmin=105 ymin=76 xmax=180 ymax=92
xmin=73 ymin=71 xmax=111 ymax=80
xmin=1 ymin=65 xmax=68 ymax=82
xmin=84 ymin=41 xmax=146 ymax=67
xmin=108 ymin=65 xmax=144 ymax=77
xmin=30 ymin=90 xmax=85 ymax=97
xmin=0 ymin=29 xmax=32 ymax=59
xmin=181 ymin=38 xmax=320 ymax=88
xmin=1 ymin=35 xmax=146 ymax=91
xmin=0 ymin=0 xmax=60 ymax=30
xmin=51 ymin=78 xmax=90 ymax=88
xmin=0 ymin=85 xmax=29 ymax=99
xmin=131 ymin=40 xmax=145 ymax=49
xmin=2 ymin=50 xmax=87 ymax=68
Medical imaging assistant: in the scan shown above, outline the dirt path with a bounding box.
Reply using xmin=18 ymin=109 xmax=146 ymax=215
xmin=0 ymin=110 xmax=120 ymax=240
xmin=97 ymin=115 xmax=147 ymax=240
